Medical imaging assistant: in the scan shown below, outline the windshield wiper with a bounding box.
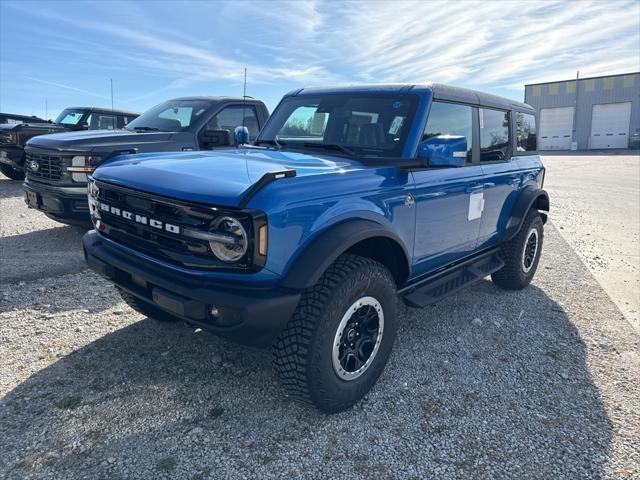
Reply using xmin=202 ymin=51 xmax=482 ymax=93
xmin=254 ymin=138 xmax=285 ymax=150
xmin=302 ymin=142 xmax=356 ymax=157
xmin=130 ymin=126 xmax=161 ymax=132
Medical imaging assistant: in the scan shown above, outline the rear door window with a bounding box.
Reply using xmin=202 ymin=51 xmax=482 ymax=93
xmin=206 ymin=105 xmax=260 ymax=139
xmin=86 ymin=113 xmax=117 ymax=130
xmin=423 ymin=101 xmax=474 ymax=163
xmin=515 ymin=112 xmax=537 ymax=152
xmin=480 ymin=108 xmax=510 ymax=161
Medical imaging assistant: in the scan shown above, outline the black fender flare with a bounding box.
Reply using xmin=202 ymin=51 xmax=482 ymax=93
xmin=279 ymin=220 xmax=411 ymax=290
xmin=503 ymin=186 xmax=549 ymax=242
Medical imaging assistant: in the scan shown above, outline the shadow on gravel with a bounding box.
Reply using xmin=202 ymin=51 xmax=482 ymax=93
xmin=0 ymin=225 xmax=88 ymax=284
xmin=0 ymin=280 xmax=613 ymax=478
xmin=0 ymin=177 xmax=24 ymax=200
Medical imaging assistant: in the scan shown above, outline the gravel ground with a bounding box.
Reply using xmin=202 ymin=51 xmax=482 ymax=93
xmin=543 ymin=153 xmax=640 ymax=331
xmin=1 ymin=169 xmax=639 ymax=479
xmin=0 ymin=178 xmax=86 ymax=284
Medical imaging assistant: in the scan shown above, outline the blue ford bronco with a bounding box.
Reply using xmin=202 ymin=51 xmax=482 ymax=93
xmin=83 ymin=84 xmax=548 ymax=412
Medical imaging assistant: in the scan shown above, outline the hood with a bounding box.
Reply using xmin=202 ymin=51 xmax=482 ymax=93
xmin=26 ymin=129 xmax=174 ymax=152
xmin=0 ymin=122 xmax=67 ymax=133
xmin=92 ymin=148 xmax=363 ymax=207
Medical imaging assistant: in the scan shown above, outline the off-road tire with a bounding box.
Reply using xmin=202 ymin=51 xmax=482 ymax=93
xmin=0 ymin=163 xmax=25 ymax=180
xmin=492 ymin=209 xmax=544 ymax=290
xmin=272 ymin=254 xmax=398 ymax=413
xmin=118 ymin=288 xmax=180 ymax=322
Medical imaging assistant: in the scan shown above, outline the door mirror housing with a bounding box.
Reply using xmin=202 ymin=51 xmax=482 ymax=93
xmin=203 ymin=129 xmax=231 ymax=148
xmin=418 ymin=135 xmax=468 ymax=167
xmin=234 ymin=126 xmax=249 ymax=146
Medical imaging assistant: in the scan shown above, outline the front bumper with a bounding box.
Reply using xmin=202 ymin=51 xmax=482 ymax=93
xmin=83 ymin=230 xmax=301 ymax=348
xmin=0 ymin=146 xmax=24 ymax=170
xmin=23 ymin=179 xmax=91 ymax=225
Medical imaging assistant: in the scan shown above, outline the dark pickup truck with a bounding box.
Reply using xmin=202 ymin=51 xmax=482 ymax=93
xmin=23 ymin=97 xmax=269 ymax=225
xmin=0 ymin=107 xmax=139 ymax=180
xmin=0 ymin=112 xmax=47 ymax=124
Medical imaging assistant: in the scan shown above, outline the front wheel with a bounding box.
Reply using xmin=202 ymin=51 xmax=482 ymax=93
xmin=0 ymin=163 xmax=25 ymax=180
xmin=492 ymin=209 xmax=544 ymax=290
xmin=272 ymin=254 xmax=398 ymax=413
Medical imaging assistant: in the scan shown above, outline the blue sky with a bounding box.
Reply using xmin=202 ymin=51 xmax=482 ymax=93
xmin=1 ymin=0 xmax=639 ymax=119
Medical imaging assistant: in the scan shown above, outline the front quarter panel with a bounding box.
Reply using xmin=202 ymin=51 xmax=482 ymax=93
xmin=248 ymin=166 xmax=416 ymax=279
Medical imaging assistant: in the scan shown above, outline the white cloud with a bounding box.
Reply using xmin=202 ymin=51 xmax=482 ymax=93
xmin=4 ymin=0 xmax=639 ymax=106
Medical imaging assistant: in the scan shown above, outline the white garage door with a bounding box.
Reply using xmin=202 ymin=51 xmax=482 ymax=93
xmin=539 ymin=107 xmax=574 ymax=150
xmin=590 ymin=102 xmax=632 ymax=149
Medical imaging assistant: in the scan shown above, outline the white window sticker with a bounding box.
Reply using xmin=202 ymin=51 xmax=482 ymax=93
xmin=468 ymin=191 xmax=484 ymax=221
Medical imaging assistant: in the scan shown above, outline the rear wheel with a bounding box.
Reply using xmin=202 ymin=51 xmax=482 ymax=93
xmin=492 ymin=209 xmax=544 ymax=290
xmin=272 ymin=254 xmax=398 ymax=413
xmin=117 ymin=288 xmax=180 ymax=322
xmin=0 ymin=163 xmax=25 ymax=180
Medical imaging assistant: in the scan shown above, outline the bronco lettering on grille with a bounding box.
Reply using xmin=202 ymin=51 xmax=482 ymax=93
xmin=99 ymin=201 xmax=181 ymax=234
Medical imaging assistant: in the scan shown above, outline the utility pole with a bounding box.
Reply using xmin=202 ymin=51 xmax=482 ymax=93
xmin=110 ymin=78 xmax=114 ymax=111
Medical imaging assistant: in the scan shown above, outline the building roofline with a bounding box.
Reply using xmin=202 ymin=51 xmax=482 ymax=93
xmin=525 ymin=71 xmax=640 ymax=87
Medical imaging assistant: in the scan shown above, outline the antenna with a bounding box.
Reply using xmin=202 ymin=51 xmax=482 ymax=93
xmin=242 ymin=68 xmax=247 ymax=132
xmin=45 ymin=98 xmax=48 ymax=120
xmin=110 ymin=78 xmax=114 ymax=111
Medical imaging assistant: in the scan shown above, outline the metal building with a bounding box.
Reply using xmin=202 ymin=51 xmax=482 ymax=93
xmin=524 ymin=72 xmax=640 ymax=150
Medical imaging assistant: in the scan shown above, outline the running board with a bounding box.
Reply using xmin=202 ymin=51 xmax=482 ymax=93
xmin=399 ymin=250 xmax=504 ymax=308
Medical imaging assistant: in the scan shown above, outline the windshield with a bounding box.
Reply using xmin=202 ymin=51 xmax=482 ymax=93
xmin=126 ymin=99 xmax=213 ymax=132
xmin=55 ymin=109 xmax=87 ymax=126
xmin=257 ymin=94 xmax=419 ymax=157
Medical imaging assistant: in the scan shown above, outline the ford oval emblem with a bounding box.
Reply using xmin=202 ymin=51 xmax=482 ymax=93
xmin=29 ymin=160 xmax=39 ymax=172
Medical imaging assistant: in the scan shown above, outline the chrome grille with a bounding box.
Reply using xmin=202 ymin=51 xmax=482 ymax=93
xmin=25 ymin=152 xmax=64 ymax=180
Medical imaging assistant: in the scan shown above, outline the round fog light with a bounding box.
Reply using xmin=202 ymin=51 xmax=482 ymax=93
xmin=209 ymin=306 xmax=220 ymax=319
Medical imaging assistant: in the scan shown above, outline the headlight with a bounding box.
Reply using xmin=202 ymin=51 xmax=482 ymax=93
xmin=208 ymin=216 xmax=248 ymax=262
xmin=0 ymin=132 xmax=16 ymax=143
xmin=68 ymin=155 xmax=102 ymax=182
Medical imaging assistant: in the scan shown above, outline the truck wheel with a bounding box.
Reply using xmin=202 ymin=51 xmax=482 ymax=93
xmin=117 ymin=288 xmax=180 ymax=322
xmin=492 ymin=209 xmax=544 ymax=290
xmin=0 ymin=163 xmax=25 ymax=180
xmin=273 ymin=254 xmax=398 ymax=413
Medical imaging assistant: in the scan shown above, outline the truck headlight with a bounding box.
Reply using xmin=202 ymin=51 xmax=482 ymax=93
xmin=68 ymin=155 xmax=102 ymax=182
xmin=0 ymin=132 xmax=16 ymax=144
xmin=208 ymin=216 xmax=248 ymax=262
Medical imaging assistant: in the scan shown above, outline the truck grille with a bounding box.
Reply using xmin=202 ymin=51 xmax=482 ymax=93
xmin=25 ymin=152 xmax=64 ymax=180
xmin=93 ymin=181 xmax=256 ymax=270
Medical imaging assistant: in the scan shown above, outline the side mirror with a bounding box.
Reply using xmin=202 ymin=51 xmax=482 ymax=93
xmin=234 ymin=126 xmax=249 ymax=147
xmin=202 ymin=129 xmax=231 ymax=147
xmin=76 ymin=121 xmax=89 ymax=130
xmin=418 ymin=135 xmax=468 ymax=167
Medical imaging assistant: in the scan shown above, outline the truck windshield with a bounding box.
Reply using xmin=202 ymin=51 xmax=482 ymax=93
xmin=126 ymin=100 xmax=213 ymax=132
xmin=55 ymin=109 xmax=87 ymax=126
xmin=257 ymin=94 xmax=419 ymax=158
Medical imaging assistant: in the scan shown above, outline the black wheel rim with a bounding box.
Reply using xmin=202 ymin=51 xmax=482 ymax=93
xmin=332 ymin=297 xmax=384 ymax=381
xmin=522 ymin=228 xmax=539 ymax=273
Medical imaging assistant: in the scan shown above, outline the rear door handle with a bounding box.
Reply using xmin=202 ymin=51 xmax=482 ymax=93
xmin=465 ymin=184 xmax=483 ymax=193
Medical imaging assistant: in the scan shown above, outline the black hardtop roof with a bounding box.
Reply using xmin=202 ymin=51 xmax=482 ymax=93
xmin=289 ymin=83 xmax=534 ymax=113
xmin=427 ymin=83 xmax=534 ymax=112
xmin=66 ymin=106 xmax=140 ymax=116
xmin=0 ymin=112 xmax=46 ymax=119
xmin=167 ymin=96 xmax=263 ymax=103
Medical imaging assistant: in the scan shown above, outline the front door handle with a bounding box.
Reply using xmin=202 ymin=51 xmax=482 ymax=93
xmin=483 ymin=182 xmax=495 ymax=188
